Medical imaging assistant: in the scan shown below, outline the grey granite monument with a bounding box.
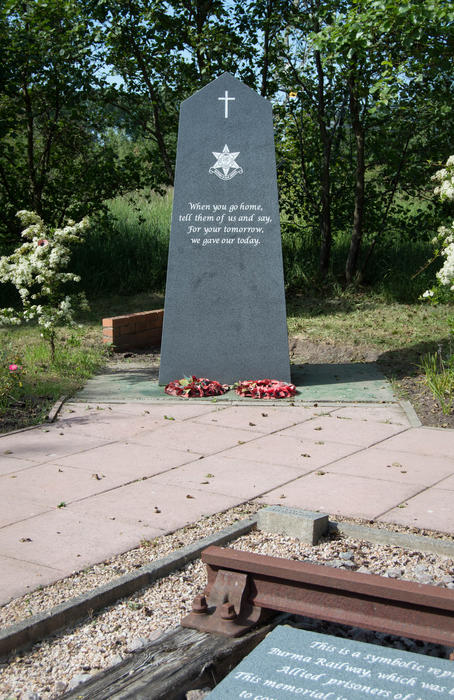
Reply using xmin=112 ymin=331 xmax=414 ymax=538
xmin=159 ymin=72 xmax=290 ymax=385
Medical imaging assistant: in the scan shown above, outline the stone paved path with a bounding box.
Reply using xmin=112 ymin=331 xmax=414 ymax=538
xmin=1 ymin=397 xmax=453 ymax=604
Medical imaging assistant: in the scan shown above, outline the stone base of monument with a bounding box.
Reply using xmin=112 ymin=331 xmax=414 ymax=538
xmin=74 ymin=362 xmax=397 ymax=403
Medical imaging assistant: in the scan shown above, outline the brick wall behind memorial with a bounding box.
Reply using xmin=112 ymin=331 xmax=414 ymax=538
xmin=102 ymin=310 xmax=163 ymax=352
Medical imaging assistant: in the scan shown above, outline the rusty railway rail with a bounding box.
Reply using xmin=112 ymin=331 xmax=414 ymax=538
xmin=181 ymin=545 xmax=454 ymax=647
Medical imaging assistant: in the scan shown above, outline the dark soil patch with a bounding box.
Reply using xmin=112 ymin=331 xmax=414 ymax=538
xmin=0 ymin=396 xmax=53 ymax=435
xmin=289 ymin=337 xmax=454 ymax=430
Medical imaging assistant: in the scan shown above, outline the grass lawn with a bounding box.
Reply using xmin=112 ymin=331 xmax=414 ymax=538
xmin=0 ymin=290 xmax=452 ymax=434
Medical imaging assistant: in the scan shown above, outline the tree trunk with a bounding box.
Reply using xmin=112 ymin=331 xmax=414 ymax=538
xmin=22 ymin=81 xmax=42 ymax=215
xmin=314 ymin=49 xmax=332 ymax=277
xmin=345 ymin=72 xmax=365 ymax=285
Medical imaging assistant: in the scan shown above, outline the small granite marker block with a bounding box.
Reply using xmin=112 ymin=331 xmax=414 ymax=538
xmin=257 ymin=505 xmax=329 ymax=545
xmin=159 ymin=72 xmax=290 ymax=385
xmin=207 ymin=625 xmax=454 ymax=698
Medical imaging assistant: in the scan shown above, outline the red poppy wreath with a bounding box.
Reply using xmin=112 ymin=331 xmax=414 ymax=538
xmin=234 ymin=379 xmax=297 ymax=399
xmin=164 ymin=375 xmax=230 ymax=398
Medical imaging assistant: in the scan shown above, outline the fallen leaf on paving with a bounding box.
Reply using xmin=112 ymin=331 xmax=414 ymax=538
xmin=200 ymin=481 xmax=209 ymax=484
xmin=92 ymin=473 xmax=103 ymax=480
xmin=301 ymin=453 xmax=311 ymax=458
xmin=249 ymin=422 xmax=256 ymax=426
xmin=186 ymin=494 xmax=195 ymax=499
xmin=205 ymin=473 xmax=214 ymax=478
xmin=19 ymin=537 xmax=32 ymax=542
xmin=261 ymin=413 xmax=268 ymax=417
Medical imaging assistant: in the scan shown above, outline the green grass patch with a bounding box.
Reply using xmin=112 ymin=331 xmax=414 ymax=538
xmin=0 ymin=325 xmax=108 ymax=432
xmin=420 ymin=350 xmax=454 ymax=415
xmin=1 ymin=289 xmax=453 ymax=432
xmin=287 ymin=291 xmax=452 ymax=351
xmin=71 ymin=189 xmax=172 ymax=298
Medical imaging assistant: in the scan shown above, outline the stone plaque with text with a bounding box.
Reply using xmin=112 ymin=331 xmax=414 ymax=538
xmin=207 ymin=626 xmax=454 ymax=699
xmin=159 ymin=72 xmax=290 ymax=385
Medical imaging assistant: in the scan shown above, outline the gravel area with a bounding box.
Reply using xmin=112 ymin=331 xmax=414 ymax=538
xmin=1 ymin=506 xmax=454 ymax=699
xmin=0 ymin=503 xmax=260 ymax=630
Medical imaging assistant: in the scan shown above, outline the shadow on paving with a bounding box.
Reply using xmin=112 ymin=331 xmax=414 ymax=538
xmin=74 ymin=363 xmax=396 ymax=404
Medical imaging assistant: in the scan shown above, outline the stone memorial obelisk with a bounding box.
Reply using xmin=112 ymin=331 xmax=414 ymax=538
xmin=159 ymin=72 xmax=290 ymax=385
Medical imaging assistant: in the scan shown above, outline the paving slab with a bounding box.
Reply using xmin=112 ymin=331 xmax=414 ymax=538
xmin=53 ymin=440 xmax=198 ymax=478
xmin=330 ymin=404 xmax=411 ymax=425
xmin=66 ymin=480 xmax=239 ymax=535
xmin=150 ymin=454 xmax=303 ymax=499
xmin=327 ymin=447 xmax=454 ymax=486
xmin=131 ymin=421 xmax=259 ymax=456
xmin=222 ymin=432 xmax=361 ymax=469
xmin=378 ymin=487 xmax=454 ymax=531
xmin=0 ymin=509 xmax=166 ymax=572
xmin=0 ymin=462 xmax=139 ymax=511
xmin=258 ymin=472 xmax=423 ymax=520
xmin=192 ymin=404 xmax=330 ymax=433
xmin=0 ymin=429 xmax=110 ymax=464
xmin=0 ymin=455 xmax=41 ymax=476
xmin=279 ymin=413 xmax=407 ymax=447
xmin=375 ymin=426 xmax=454 ymax=457
xmin=0 ymin=494 xmax=53 ymax=529
xmin=0 ymin=555 xmax=64 ymax=602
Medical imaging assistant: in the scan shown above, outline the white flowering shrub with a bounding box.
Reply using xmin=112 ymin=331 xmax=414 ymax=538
xmin=424 ymin=156 xmax=454 ymax=301
xmin=0 ymin=211 xmax=90 ymax=359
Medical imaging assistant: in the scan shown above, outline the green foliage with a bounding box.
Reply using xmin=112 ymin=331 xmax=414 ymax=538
xmin=0 ymin=211 xmax=90 ymax=360
xmin=0 ymin=324 xmax=107 ymax=429
xmin=420 ymin=348 xmax=454 ymax=415
xmin=71 ymin=190 xmax=172 ymax=297
xmin=0 ymin=1 xmax=152 ymax=245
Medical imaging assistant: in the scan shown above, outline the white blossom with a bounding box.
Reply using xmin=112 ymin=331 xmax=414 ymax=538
xmin=0 ymin=211 xmax=90 ymax=346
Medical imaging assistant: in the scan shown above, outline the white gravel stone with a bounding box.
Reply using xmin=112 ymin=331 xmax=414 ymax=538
xmin=1 ymin=505 xmax=454 ymax=699
xmin=67 ymin=673 xmax=92 ymax=690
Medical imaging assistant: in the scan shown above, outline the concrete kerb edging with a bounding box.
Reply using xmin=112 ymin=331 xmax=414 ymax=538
xmin=399 ymin=399 xmax=422 ymax=428
xmin=0 ymin=517 xmax=257 ymax=659
xmin=331 ymin=521 xmax=454 ymax=557
xmin=258 ymin=506 xmax=454 ymax=558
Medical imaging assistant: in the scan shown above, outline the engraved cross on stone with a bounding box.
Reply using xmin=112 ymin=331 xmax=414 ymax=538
xmin=218 ymin=90 xmax=235 ymax=118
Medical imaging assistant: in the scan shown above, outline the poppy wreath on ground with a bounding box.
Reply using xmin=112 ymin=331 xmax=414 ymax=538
xmin=164 ymin=375 xmax=230 ymax=398
xmin=234 ymin=379 xmax=297 ymax=399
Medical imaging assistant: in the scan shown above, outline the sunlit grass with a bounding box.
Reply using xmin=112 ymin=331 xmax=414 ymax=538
xmin=287 ymin=293 xmax=452 ymax=351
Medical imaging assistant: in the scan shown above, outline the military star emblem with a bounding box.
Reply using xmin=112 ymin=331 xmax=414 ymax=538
xmin=209 ymin=145 xmax=243 ymax=181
